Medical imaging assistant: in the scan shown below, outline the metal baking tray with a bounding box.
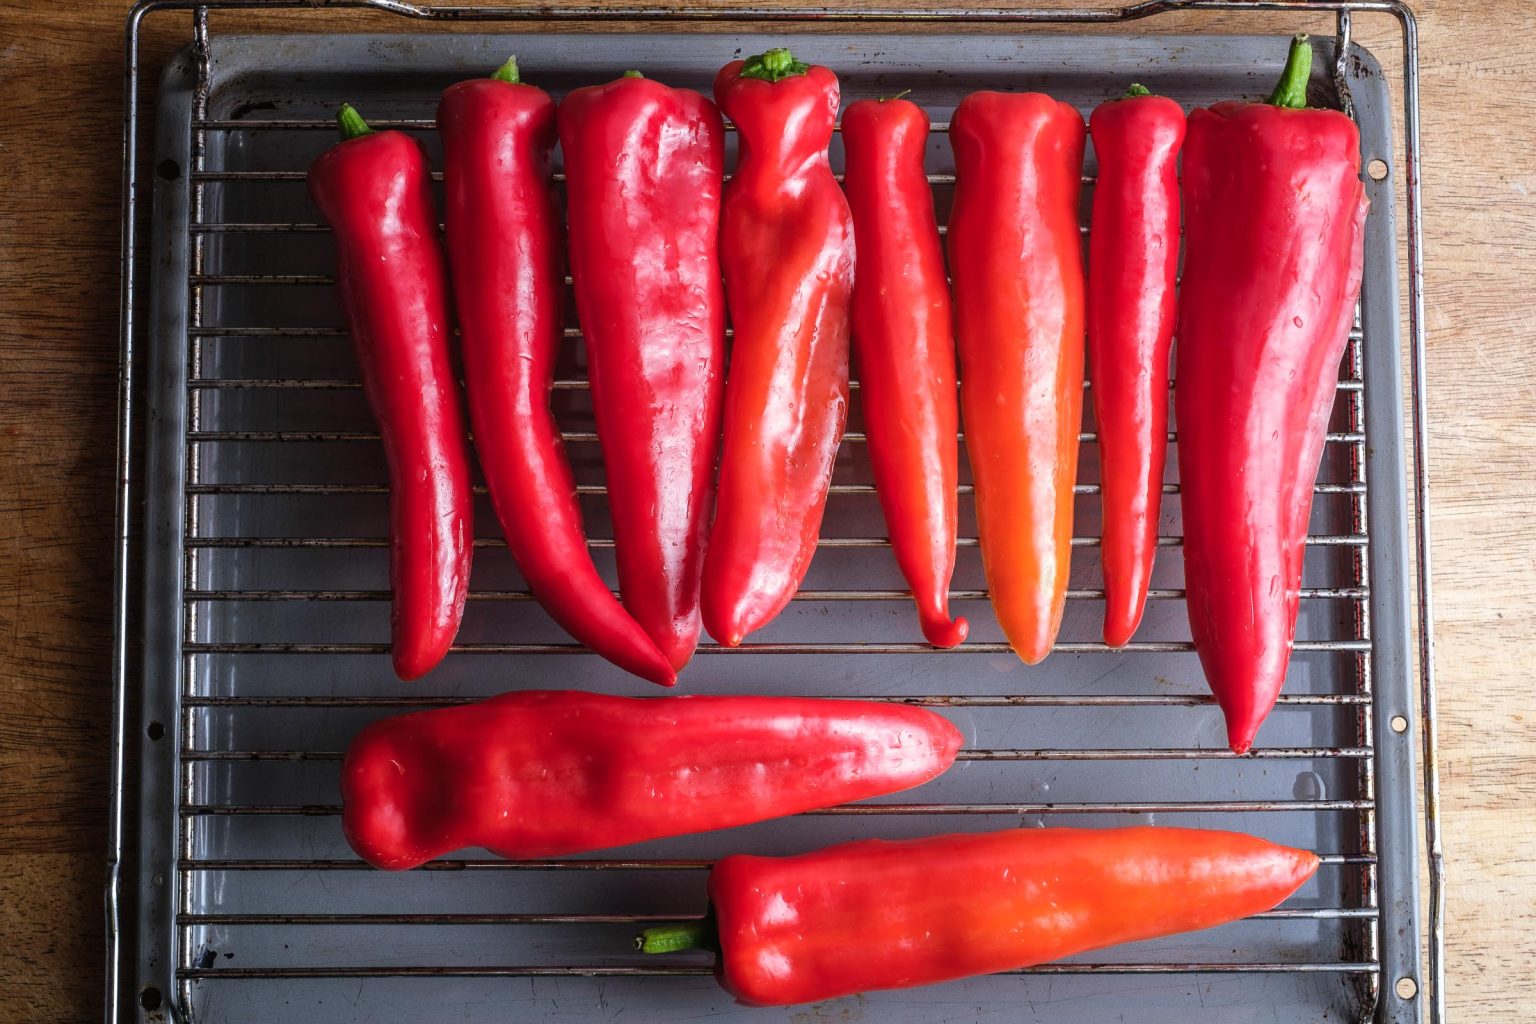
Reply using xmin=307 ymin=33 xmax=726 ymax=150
xmin=113 ymin=4 xmax=1439 ymax=1023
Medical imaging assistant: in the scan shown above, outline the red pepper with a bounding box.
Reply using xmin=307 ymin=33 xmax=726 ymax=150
xmin=638 ymin=826 xmax=1319 ymax=1006
xmin=1177 ymin=35 xmax=1368 ymax=753
xmin=308 ymin=106 xmax=471 ymax=681
xmin=438 ymin=60 xmax=674 ymax=687
xmin=841 ymin=97 xmax=968 ymax=649
xmin=1086 ymin=86 xmax=1186 ymax=648
xmin=948 ymin=92 xmax=1087 ymax=664
xmin=558 ymin=72 xmax=727 ymax=673
xmin=702 ymin=49 xmax=855 ymax=646
xmin=342 ymin=690 xmax=962 ymax=869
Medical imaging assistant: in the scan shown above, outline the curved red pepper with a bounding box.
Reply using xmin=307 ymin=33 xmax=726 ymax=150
xmin=342 ymin=690 xmax=962 ymax=869
xmin=842 ymin=97 xmax=968 ymax=649
xmin=308 ymin=106 xmax=471 ymax=681
xmin=1086 ymin=87 xmax=1185 ymax=648
xmin=438 ymin=60 xmax=674 ymax=686
xmin=1177 ymin=36 xmax=1368 ymax=752
xmin=639 ymin=825 xmax=1318 ymax=1005
xmin=948 ymin=92 xmax=1087 ymax=664
xmin=703 ymin=49 xmax=854 ymax=646
xmin=558 ymin=73 xmax=727 ymax=673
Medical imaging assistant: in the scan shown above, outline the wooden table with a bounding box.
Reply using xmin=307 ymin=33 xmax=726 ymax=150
xmin=0 ymin=1 xmax=1529 ymax=1020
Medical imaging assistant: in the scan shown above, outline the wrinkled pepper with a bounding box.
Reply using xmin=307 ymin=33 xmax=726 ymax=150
xmin=1086 ymin=85 xmax=1185 ymax=648
xmin=637 ymin=826 xmax=1319 ymax=1006
xmin=1177 ymin=35 xmax=1368 ymax=753
xmin=948 ymin=92 xmax=1087 ymax=664
xmin=702 ymin=49 xmax=855 ymax=647
xmin=308 ymin=105 xmax=471 ymax=681
xmin=842 ymin=96 xmax=968 ymax=649
xmin=439 ymin=60 xmax=675 ymax=687
xmin=342 ymin=690 xmax=962 ymax=869
xmin=559 ymin=72 xmax=727 ymax=673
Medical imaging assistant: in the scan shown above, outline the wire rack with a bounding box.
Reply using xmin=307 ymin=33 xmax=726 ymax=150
xmin=112 ymin=3 xmax=1440 ymax=1023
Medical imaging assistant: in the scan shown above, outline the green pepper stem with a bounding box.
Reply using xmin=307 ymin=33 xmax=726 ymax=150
xmin=634 ymin=918 xmax=716 ymax=955
xmin=336 ymin=103 xmax=374 ymax=141
xmin=491 ymin=55 xmax=520 ymax=84
xmin=739 ymin=47 xmax=809 ymax=83
xmin=622 ymin=69 xmax=644 ymax=79
xmin=1267 ymin=34 xmax=1313 ymax=109
xmin=1125 ymin=83 xmax=1152 ymax=98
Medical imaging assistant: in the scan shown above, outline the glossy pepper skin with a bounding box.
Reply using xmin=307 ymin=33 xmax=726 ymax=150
xmin=308 ymin=106 xmax=471 ymax=681
xmin=1086 ymin=87 xmax=1186 ymax=648
xmin=438 ymin=60 xmax=675 ymax=687
xmin=642 ymin=826 xmax=1318 ymax=1006
xmin=703 ymin=49 xmax=855 ymax=647
xmin=948 ymin=92 xmax=1087 ymax=664
xmin=1177 ymin=36 xmax=1368 ymax=753
xmin=341 ymin=689 xmax=962 ymax=869
xmin=841 ymin=98 xmax=968 ymax=649
xmin=558 ymin=73 xmax=727 ymax=673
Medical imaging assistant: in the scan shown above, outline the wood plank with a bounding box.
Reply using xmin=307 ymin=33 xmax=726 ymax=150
xmin=0 ymin=1 xmax=1530 ymax=1021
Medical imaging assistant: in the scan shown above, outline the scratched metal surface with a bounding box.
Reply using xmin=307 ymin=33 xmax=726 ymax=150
xmin=132 ymin=28 xmax=1419 ymax=1024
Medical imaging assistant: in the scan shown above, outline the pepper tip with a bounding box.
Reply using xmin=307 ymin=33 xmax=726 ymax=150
xmin=1102 ymin=614 xmax=1141 ymax=650
xmin=921 ymin=614 xmax=970 ymax=650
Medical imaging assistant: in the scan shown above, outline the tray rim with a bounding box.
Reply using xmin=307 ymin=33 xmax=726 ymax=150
xmin=112 ymin=7 xmax=1436 ymax=1024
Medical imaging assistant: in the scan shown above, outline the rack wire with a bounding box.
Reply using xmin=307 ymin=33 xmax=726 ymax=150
xmin=114 ymin=3 xmax=1438 ymax=1023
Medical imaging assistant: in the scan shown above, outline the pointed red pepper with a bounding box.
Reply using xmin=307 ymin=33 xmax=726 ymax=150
xmin=1178 ymin=36 xmax=1369 ymax=753
xmin=342 ymin=690 xmax=962 ymax=869
xmin=702 ymin=48 xmax=855 ymax=646
xmin=638 ymin=826 xmax=1319 ymax=1005
xmin=558 ymin=72 xmax=727 ymax=673
xmin=842 ymin=96 xmax=968 ymax=649
xmin=438 ymin=59 xmax=674 ymax=686
xmin=1087 ymin=85 xmax=1185 ymax=647
xmin=948 ymin=92 xmax=1087 ymax=664
xmin=308 ymin=105 xmax=471 ymax=681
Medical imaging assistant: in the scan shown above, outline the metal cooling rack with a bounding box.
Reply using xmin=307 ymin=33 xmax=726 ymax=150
xmin=112 ymin=3 xmax=1440 ymax=1023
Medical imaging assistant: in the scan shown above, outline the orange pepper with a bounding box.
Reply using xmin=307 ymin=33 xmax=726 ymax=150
xmin=948 ymin=92 xmax=1087 ymax=663
xmin=640 ymin=826 xmax=1319 ymax=1005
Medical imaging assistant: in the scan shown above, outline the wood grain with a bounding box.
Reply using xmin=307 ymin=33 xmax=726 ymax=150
xmin=0 ymin=1 xmax=1531 ymax=1021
